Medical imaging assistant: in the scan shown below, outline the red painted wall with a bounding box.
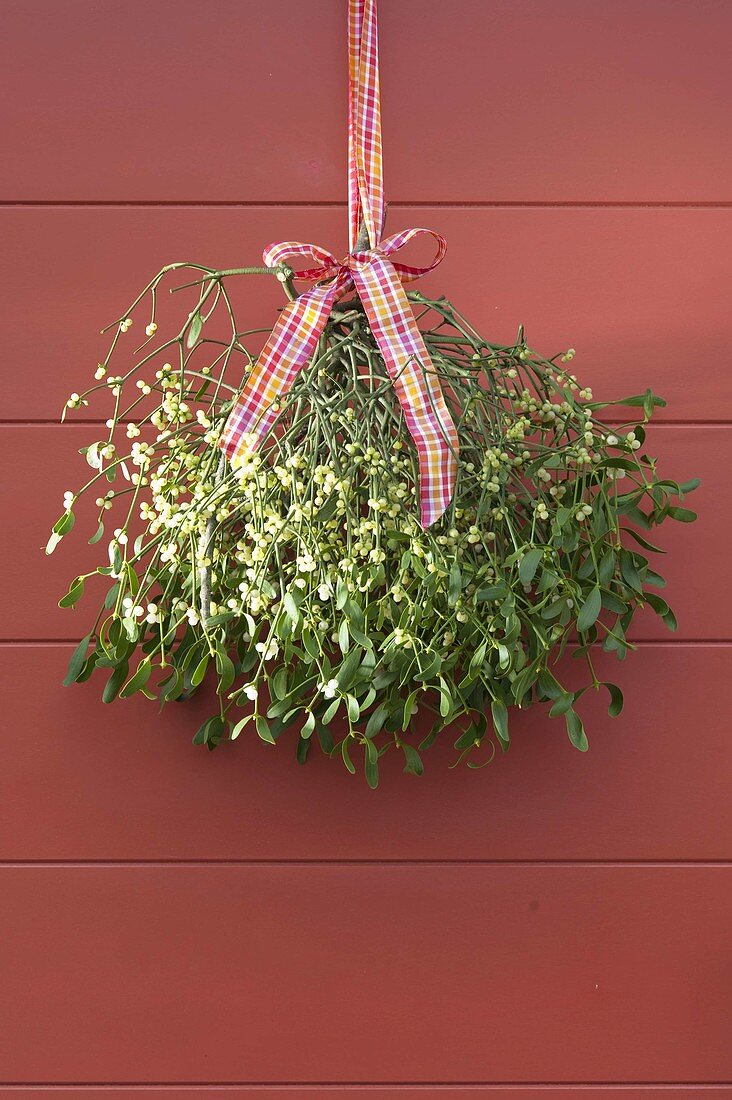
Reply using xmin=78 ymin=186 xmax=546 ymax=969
xmin=1 ymin=1 xmax=730 ymax=1094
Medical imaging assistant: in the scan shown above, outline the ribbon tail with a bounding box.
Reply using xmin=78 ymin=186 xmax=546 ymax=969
xmin=351 ymin=256 xmax=459 ymax=528
xmin=220 ymin=281 xmax=339 ymax=464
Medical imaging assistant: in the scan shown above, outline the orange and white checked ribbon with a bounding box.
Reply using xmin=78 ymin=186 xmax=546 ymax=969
xmin=220 ymin=0 xmax=458 ymax=527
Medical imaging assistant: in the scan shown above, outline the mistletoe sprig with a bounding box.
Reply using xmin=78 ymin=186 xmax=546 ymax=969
xmin=50 ymin=263 xmax=698 ymax=785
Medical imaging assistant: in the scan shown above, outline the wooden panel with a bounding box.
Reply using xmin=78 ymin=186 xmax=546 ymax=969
xmin=0 ymin=644 xmax=729 ymax=861
xmin=0 ymin=866 xmax=729 ymax=1082
xmin=4 ymin=2 xmax=730 ymax=1091
xmin=2 ymin=206 xmax=731 ymax=423
xmin=1 ymin=424 xmax=720 ymax=640
xmin=1 ymin=1093 xmax=729 ymax=1099
xmin=0 ymin=1092 xmax=729 ymax=1100
xmin=2 ymin=0 xmax=731 ymax=202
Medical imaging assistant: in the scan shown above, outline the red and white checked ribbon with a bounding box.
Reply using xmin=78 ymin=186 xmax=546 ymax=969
xmin=220 ymin=0 xmax=458 ymax=527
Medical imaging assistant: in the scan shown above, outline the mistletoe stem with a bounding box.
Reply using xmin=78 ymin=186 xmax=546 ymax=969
xmin=170 ymin=265 xmax=294 ymax=294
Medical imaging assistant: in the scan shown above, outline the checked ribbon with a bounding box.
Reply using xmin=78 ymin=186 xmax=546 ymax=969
xmin=220 ymin=0 xmax=458 ymax=527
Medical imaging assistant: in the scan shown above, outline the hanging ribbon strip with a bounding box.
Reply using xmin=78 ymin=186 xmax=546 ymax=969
xmin=220 ymin=0 xmax=458 ymax=527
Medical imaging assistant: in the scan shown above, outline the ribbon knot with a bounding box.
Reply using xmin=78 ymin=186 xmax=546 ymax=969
xmin=220 ymin=0 xmax=458 ymax=527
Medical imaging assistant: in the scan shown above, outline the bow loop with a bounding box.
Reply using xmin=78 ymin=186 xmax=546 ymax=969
xmin=379 ymin=227 xmax=447 ymax=282
xmin=262 ymin=240 xmax=340 ymax=282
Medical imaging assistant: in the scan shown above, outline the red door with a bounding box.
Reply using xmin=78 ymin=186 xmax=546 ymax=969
xmin=1 ymin=1 xmax=730 ymax=1095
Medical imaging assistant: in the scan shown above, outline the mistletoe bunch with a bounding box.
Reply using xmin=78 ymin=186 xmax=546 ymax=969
xmin=51 ymin=262 xmax=697 ymax=785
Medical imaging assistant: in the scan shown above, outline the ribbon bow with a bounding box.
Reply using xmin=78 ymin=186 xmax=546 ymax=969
xmin=220 ymin=0 xmax=458 ymax=527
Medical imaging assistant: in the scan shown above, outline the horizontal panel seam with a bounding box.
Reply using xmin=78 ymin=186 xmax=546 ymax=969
xmin=4 ymin=421 xmax=731 ymax=429
xmin=3 ymin=639 xmax=729 ymax=647
xmin=0 ymin=1082 xmax=730 ymax=1088
xmin=1 ymin=200 xmax=732 ymax=210
xmin=0 ymin=860 xmax=730 ymax=867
